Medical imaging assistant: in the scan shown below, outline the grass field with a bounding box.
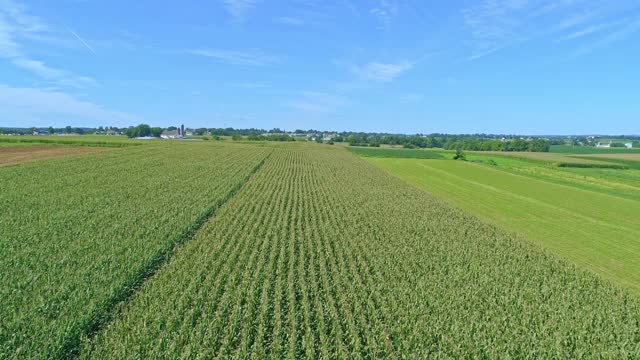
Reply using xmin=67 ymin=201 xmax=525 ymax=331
xmin=367 ymin=157 xmax=640 ymax=293
xmin=550 ymin=145 xmax=640 ymax=154
xmin=4 ymin=142 xmax=640 ymax=357
xmin=574 ymin=153 xmax=640 ymax=160
xmin=467 ymin=151 xmax=627 ymax=168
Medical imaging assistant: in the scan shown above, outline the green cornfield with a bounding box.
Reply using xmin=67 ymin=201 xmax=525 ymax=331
xmin=2 ymin=142 xmax=640 ymax=358
xmin=0 ymin=142 xmax=270 ymax=358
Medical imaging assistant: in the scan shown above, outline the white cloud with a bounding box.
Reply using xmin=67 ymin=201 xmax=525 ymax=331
xmin=462 ymin=0 xmax=531 ymax=60
xmin=353 ymin=61 xmax=412 ymax=82
xmin=188 ymin=48 xmax=280 ymax=66
xmin=274 ymin=16 xmax=304 ymax=26
xmin=67 ymin=28 xmax=96 ymax=55
xmin=0 ymin=84 xmax=140 ymax=127
xmin=222 ymin=0 xmax=259 ymax=20
xmin=287 ymin=91 xmax=346 ymax=114
xmin=460 ymin=0 xmax=636 ymax=60
xmin=231 ymin=82 xmax=266 ymax=88
xmin=10 ymin=58 xmax=96 ymax=87
xmin=370 ymin=0 xmax=399 ymax=29
xmin=574 ymin=17 xmax=640 ymax=56
xmin=0 ymin=0 xmax=96 ymax=88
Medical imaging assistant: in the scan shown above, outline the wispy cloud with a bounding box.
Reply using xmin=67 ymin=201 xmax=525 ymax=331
xmin=231 ymin=82 xmax=266 ymax=88
xmin=188 ymin=48 xmax=280 ymax=66
xmin=462 ymin=0 xmax=530 ymax=60
xmin=352 ymin=61 xmax=413 ymax=82
xmin=0 ymin=0 xmax=96 ymax=88
xmin=0 ymin=84 xmax=139 ymax=127
xmin=461 ymin=0 xmax=638 ymax=60
xmin=11 ymin=58 xmax=96 ymax=87
xmin=370 ymin=0 xmax=399 ymax=29
xmin=574 ymin=17 xmax=640 ymax=56
xmin=287 ymin=91 xmax=346 ymax=114
xmin=222 ymin=0 xmax=259 ymax=21
xmin=67 ymin=28 xmax=96 ymax=55
xmin=273 ymin=16 xmax=304 ymax=26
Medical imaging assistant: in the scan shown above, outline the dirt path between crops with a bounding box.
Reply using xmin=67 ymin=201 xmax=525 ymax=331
xmin=0 ymin=145 xmax=109 ymax=166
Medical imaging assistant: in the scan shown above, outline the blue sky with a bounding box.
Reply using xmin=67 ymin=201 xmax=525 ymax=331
xmin=0 ymin=0 xmax=639 ymax=134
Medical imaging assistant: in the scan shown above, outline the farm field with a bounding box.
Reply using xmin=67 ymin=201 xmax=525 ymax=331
xmin=78 ymin=144 xmax=640 ymax=358
xmin=347 ymin=146 xmax=444 ymax=159
xmin=3 ymin=142 xmax=640 ymax=358
xmin=366 ymin=156 xmax=640 ymax=293
xmin=461 ymin=153 xmax=640 ymax=201
xmin=550 ymin=145 xmax=640 ymax=154
xmin=0 ymin=145 xmax=109 ymax=166
xmin=574 ymin=153 xmax=640 ymax=160
xmin=467 ymin=151 xmax=626 ymax=168
xmin=0 ymin=135 xmax=146 ymax=147
xmin=0 ymin=141 xmax=270 ymax=358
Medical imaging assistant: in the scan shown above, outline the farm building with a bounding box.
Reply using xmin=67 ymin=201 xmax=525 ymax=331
xmin=161 ymin=130 xmax=182 ymax=139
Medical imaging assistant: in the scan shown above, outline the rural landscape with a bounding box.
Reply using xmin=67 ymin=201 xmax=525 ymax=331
xmin=2 ymin=0 xmax=640 ymax=358
xmin=1 ymin=132 xmax=640 ymax=358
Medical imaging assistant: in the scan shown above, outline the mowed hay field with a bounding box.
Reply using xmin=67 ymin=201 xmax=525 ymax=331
xmin=3 ymin=142 xmax=640 ymax=358
xmin=367 ymin=157 xmax=640 ymax=293
xmin=575 ymin=153 xmax=640 ymax=160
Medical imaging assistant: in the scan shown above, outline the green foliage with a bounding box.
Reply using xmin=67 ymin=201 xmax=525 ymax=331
xmin=124 ymin=124 xmax=152 ymax=138
xmin=444 ymin=138 xmax=550 ymax=152
xmin=4 ymin=143 xmax=640 ymax=358
xmin=232 ymin=134 xmax=243 ymax=141
xmin=0 ymin=142 xmax=270 ymax=357
xmin=369 ymin=156 xmax=640 ymax=293
xmin=80 ymin=146 xmax=640 ymax=358
xmin=246 ymin=134 xmax=295 ymax=142
xmin=453 ymin=148 xmax=466 ymax=160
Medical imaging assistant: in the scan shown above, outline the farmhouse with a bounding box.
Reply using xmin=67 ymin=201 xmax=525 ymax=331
xmin=596 ymin=142 xmax=611 ymax=148
xmin=161 ymin=129 xmax=182 ymax=139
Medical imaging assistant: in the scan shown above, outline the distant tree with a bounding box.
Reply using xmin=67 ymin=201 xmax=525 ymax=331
xmin=124 ymin=124 xmax=152 ymax=138
xmin=48 ymin=127 xmax=54 ymax=135
xmin=65 ymin=126 xmax=73 ymax=134
xmin=150 ymin=127 xmax=163 ymax=137
xmin=232 ymin=134 xmax=242 ymax=141
xmin=453 ymin=148 xmax=466 ymax=161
